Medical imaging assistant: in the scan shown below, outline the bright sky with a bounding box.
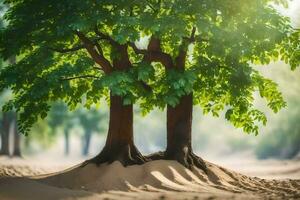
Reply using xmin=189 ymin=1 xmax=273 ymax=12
xmin=281 ymin=0 xmax=300 ymax=25
xmin=287 ymin=0 xmax=300 ymax=27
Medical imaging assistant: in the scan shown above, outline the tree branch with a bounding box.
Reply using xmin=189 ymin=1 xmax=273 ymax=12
xmin=128 ymin=42 xmax=148 ymax=54
xmin=75 ymin=31 xmax=113 ymax=74
xmin=94 ymin=42 xmax=104 ymax=56
xmin=129 ymin=37 xmax=174 ymax=69
xmin=194 ymin=36 xmax=209 ymax=43
xmin=49 ymin=37 xmax=103 ymax=54
xmin=94 ymin=27 xmax=119 ymax=46
xmin=94 ymin=28 xmax=153 ymax=92
xmin=183 ymin=27 xmax=196 ymax=43
xmin=60 ymin=75 xmax=100 ymax=81
xmin=176 ymin=27 xmax=197 ymax=69
xmin=144 ymin=0 xmax=157 ymax=12
xmin=48 ymin=45 xmax=85 ymax=53
xmin=93 ymin=66 xmax=102 ymax=71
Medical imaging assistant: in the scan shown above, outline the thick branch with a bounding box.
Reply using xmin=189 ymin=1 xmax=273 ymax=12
xmin=129 ymin=37 xmax=174 ymax=69
xmin=95 ymin=42 xmax=104 ymax=55
xmin=194 ymin=36 xmax=209 ymax=43
xmin=76 ymin=31 xmax=113 ymax=74
xmin=49 ymin=45 xmax=85 ymax=53
xmin=49 ymin=38 xmax=102 ymax=54
xmin=94 ymin=28 xmax=119 ymax=47
xmin=183 ymin=27 xmax=196 ymax=43
xmin=148 ymin=36 xmax=162 ymax=52
xmin=93 ymin=28 xmax=152 ymax=92
xmin=144 ymin=0 xmax=157 ymax=12
xmin=129 ymin=42 xmax=147 ymax=54
xmin=60 ymin=75 xmax=100 ymax=81
xmin=176 ymin=27 xmax=197 ymax=69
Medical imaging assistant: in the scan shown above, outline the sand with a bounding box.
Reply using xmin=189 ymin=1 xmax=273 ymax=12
xmin=0 ymin=158 xmax=299 ymax=200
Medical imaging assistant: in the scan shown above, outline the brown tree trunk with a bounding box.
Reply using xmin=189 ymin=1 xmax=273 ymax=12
xmin=166 ymin=94 xmax=193 ymax=157
xmin=148 ymin=94 xmax=207 ymax=171
xmin=12 ymin=112 xmax=21 ymax=157
xmin=64 ymin=128 xmax=70 ymax=156
xmin=85 ymin=94 xmax=146 ymax=166
xmin=82 ymin=130 xmax=92 ymax=156
xmin=0 ymin=112 xmax=10 ymax=156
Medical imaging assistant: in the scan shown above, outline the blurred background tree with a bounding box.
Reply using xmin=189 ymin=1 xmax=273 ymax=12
xmin=256 ymin=103 xmax=300 ymax=159
xmin=0 ymin=1 xmax=20 ymax=157
xmin=47 ymin=102 xmax=73 ymax=155
xmin=76 ymin=107 xmax=106 ymax=156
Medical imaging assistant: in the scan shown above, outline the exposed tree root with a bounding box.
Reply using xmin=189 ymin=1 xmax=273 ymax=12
xmin=82 ymin=143 xmax=148 ymax=167
xmin=147 ymin=149 xmax=207 ymax=173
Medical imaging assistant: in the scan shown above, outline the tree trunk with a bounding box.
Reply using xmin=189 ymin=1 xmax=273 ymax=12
xmin=12 ymin=112 xmax=21 ymax=157
xmin=64 ymin=128 xmax=70 ymax=156
xmin=82 ymin=130 xmax=92 ymax=156
xmin=85 ymin=94 xmax=146 ymax=166
xmin=0 ymin=112 xmax=10 ymax=156
xmin=148 ymin=94 xmax=207 ymax=171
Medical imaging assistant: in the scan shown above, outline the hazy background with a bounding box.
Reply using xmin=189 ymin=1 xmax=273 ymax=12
xmin=0 ymin=0 xmax=299 ymax=179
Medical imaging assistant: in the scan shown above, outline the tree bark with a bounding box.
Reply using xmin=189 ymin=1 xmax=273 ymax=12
xmin=148 ymin=94 xmax=207 ymax=171
xmin=64 ymin=128 xmax=70 ymax=156
xmin=82 ymin=130 xmax=92 ymax=156
xmin=0 ymin=112 xmax=10 ymax=156
xmin=85 ymin=94 xmax=147 ymax=166
xmin=12 ymin=112 xmax=21 ymax=157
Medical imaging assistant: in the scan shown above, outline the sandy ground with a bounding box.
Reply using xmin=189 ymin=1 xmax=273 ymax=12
xmin=208 ymin=153 xmax=300 ymax=180
xmin=0 ymin=156 xmax=299 ymax=200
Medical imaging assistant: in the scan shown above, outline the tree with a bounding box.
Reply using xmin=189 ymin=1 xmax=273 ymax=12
xmin=47 ymin=102 xmax=73 ymax=155
xmin=130 ymin=0 xmax=299 ymax=170
xmin=76 ymin=107 xmax=106 ymax=156
xmin=0 ymin=1 xmax=299 ymax=170
xmin=0 ymin=2 xmax=21 ymax=157
xmin=0 ymin=92 xmax=22 ymax=157
xmin=256 ymin=101 xmax=300 ymax=159
xmin=0 ymin=111 xmax=10 ymax=155
xmin=8 ymin=56 xmax=22 ymax=157
xmin=11 ymin=112 xmax=21 ymax=156
xmin=0 ymin=0 xmax=8 ymax=156
xmin=0 ymin=1 xmax=153 ymax=166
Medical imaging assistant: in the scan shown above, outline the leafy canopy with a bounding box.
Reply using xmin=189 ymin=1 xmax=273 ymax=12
xmin=0 ymin=0 xmax=153 ymax=134
xmin=137 ymin=0 xmax=300 ymax=135
xmin=0 ymin=0 xmax=299 ymax=135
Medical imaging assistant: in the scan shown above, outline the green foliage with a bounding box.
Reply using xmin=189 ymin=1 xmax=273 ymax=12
xmin=75 ymin=106 xmax=106 ymax=134
xmin=0 ymin=0 xmax=150 ymax=134
xmin=26 ymin=119 xmax=54 ymax=149
xmin=48 ymin=102 xmax=72 ymax=130
xmin=47 ymin=102 xmax=106 ymax=141
xmin=138 ymin=0 xmax=299 ymax=134
xmin=0 ymin=0 xmax=299 ymax=136
xmin=256 ymin=107 xmax=300 ymax=159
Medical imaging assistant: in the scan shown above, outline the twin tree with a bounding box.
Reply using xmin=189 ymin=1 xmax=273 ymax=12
xmin=0 ymin=0 xmax=299 ymax=171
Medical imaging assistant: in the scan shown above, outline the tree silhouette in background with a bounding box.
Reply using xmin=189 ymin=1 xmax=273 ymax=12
xmin=256 ymin=101 xmax=300 ymax=159
xmin=0 ymin=107 xmax=21 ymax=157
xmin=0 ymin=110 xmax=11 ymax=156
xmin=0 ymin=62 xmax=21 ymax=157
xmin=76 ymin=107 xmax=106 ymax=156
xmin=47 ymin=102 xmax=74 ymax=155
xmin=0 ymin=0 xmax=8 ymax=156
xmin=0 ymin=2 xmax=21 ymax=157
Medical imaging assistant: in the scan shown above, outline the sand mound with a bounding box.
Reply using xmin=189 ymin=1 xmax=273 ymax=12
xmin=0 ymin=156 xmax=67 ymax=178
xmin=40 ymin=160 xmax=300 ymax=198
xmin=0 ymin=164 xmax=52 ymax=178
xmin=0 ymin=160 xmax=299 ymax=200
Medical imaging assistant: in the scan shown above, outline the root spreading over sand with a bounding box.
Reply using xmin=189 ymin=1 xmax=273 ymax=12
xmin=0 ymin=160 xmax=299 ymax=200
